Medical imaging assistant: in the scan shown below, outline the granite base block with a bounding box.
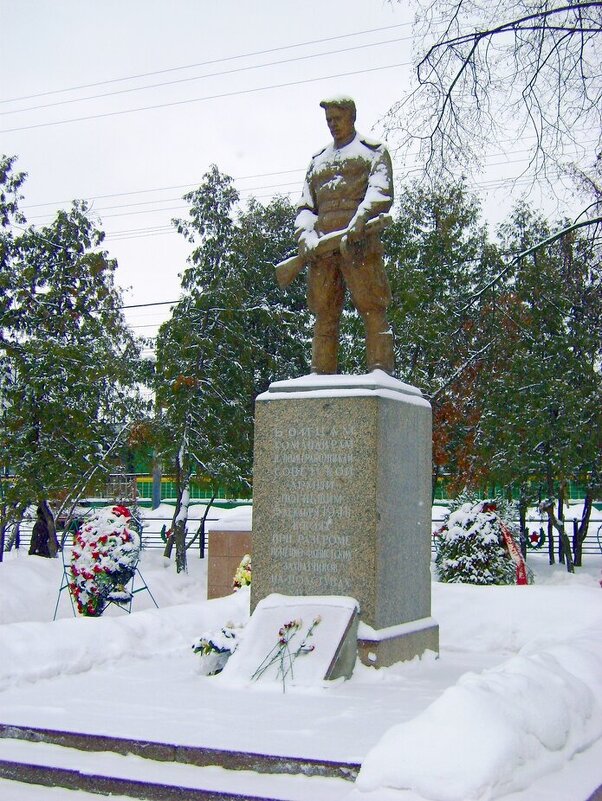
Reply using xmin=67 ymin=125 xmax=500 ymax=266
xmin=251 ymin=372 xmax=433 ymax=632
xmin=207 ymin=530 xmax=251 ymax=600
xmin=357 ymin=617 xmax=439 ymax=669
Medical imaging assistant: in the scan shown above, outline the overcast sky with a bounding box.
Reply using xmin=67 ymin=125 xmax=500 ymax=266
xmin=0 ymin=1 xmax=588 ymax=342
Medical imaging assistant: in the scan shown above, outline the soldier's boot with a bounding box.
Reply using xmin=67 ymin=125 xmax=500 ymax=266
xmin=364 ymin=311 xmax=395 ymax=374
xmin=311 ymin=320 xmax=339 ymax=374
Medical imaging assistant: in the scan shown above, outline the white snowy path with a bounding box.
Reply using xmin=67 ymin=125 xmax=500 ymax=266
xmin=0 ymin=544 xmax=601 ymax=800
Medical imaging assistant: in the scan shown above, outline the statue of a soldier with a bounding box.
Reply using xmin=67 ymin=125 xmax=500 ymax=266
xmin=293 ymin=96 xmax=395 ymax=375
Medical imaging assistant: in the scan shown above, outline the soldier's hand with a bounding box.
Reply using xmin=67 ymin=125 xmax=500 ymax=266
xmin=298 ymin=230 xmax=318 ymax=262
xmin=347 ymin=212 xmax=367 ymax=242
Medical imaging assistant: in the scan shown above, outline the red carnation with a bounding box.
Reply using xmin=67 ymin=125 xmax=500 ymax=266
xmin=112 ymin=505 xmax=131 ymax=518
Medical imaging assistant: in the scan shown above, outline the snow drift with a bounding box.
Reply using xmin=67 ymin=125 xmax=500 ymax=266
xmin=357 ymin=626 xmax=602 ymax=800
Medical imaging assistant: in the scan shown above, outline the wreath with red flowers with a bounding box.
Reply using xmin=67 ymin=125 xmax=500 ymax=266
xmin=69 ymin=505 xmax=141 ymax=617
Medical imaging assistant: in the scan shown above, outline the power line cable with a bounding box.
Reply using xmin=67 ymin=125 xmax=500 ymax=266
xmin=26 ymin=171 xmax=494 ymax=219
xmin=25 ymin=180 xmax=304 ymax=221
xmin=81 ymin=178 xmax=576 ymax=241
xmin=102 ymin=171 xmax=572 ymax=242
xmin=3 ymin=35 xmax=413 ymax=116
xmin=22 ymin=168 xmax=306 ymax=209
xmin=122 ymin=300 xmax=179 ymax=309
xmin=21 ymin=133 xmax=596 ymax=212
xmin=25 ymin=153 xmax=578 ymax=224
xmin=0 ymin=21 xmax=413 ymax=104
xmin=0 ymin=61 xmax=410 ymax=134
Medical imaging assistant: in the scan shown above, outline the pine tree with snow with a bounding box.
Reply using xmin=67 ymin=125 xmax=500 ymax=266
xmin=153 ymin=166 xmax=309 ymax=573
xmin=435 ymin=499 xmax=525 ymax=585
xmin=0 ymin=157 xmax=143 ymax=554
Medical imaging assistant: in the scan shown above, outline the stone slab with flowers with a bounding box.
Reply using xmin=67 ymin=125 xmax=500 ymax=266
xmin=218 ymin=594 xmax=359 ymax=687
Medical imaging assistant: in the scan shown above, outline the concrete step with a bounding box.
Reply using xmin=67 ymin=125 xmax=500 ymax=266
xmin=0 ymin=724 xmax=357 ymax=801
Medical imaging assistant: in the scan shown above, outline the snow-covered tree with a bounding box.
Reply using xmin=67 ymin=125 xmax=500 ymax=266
xmin=474 ymin=203 xmax=601 ymax=566
xmin=154 ymin=166 xmax=308 ymax=572
xmin=0 ymin=155 xmax=26 ymax=559
xmin=435 ymin=498 xmax=526 ymax=584
xmin=0 ymin=156 xmax=143 ymax=557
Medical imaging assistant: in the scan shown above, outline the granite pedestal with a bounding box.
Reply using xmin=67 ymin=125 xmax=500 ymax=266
xmin=251 ymin=371 xmax=439 ymax=667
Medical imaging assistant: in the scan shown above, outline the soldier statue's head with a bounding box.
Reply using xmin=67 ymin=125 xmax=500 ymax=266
xmin=320 ymin=95 xmax=356 ymax=148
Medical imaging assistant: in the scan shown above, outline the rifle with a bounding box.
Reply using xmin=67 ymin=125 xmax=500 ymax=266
xmin=274 ymin=212 xmax=393 ymax=289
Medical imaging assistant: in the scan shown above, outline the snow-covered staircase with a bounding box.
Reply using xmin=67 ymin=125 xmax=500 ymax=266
xmin=0 ymin=723 xmax=359 ymax=800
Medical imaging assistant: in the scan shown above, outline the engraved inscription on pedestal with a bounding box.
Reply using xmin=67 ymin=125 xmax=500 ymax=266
xmin=254 ymin=394 xmax=391 ymax=622
xmin=256 ymin=415 xmax=371 ymax=601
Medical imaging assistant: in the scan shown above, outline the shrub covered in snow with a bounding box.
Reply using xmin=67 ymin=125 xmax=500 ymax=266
xmin=69 ymin=505 xmax=141 ymax=616
xmin=435 ymin=500 xmax=529 ymax=585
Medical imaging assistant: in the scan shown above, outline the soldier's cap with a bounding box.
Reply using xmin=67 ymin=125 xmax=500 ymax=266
xmin=319 ymin=95 xmax=356 ymax=117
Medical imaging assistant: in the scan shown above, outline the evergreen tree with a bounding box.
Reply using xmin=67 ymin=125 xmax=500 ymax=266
xmin=0 ymin=155 xmax=27 ymax=559
xmin=0 ymin=156 xmax=142 ymax=557
xmin=155 ymin=166 xmax=308 ymax=572
xmin=475 ymin=204 xmax=601 ymax=561
xmin=435 ymin=498 xmax=524 ymax=585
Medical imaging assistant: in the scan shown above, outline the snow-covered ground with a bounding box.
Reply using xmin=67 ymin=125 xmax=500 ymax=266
xmin=0 ymin=508 xmax=601 ymax=801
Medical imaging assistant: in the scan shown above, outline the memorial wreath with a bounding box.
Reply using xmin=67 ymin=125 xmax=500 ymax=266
xmin=69 ymin=505 xmax=141 ymax=616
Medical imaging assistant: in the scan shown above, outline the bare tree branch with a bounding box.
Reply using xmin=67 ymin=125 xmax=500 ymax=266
xmin=464 ymin=214 xmax=602 ymax=308
xmin=387 ymin=0 xmax=601 ymax=186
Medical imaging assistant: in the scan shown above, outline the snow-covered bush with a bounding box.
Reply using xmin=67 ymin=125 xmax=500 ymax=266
xmin=69 ymin=505 xmax=141 ymax=616
xmin=233 ymin=553 xmax=251 ymax=590
xmin=435 ymin=500 xmax=529 ymax=585
xmin=192 ymin=625 xmax=240 ymax=675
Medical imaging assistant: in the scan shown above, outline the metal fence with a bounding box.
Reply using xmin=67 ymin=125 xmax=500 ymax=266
xmin=5 ymin=515 xmax=220 ymax=557
xmin=135 ymin=516 xmax=221 ymax=555
xmin=9 ymin=514 xmax=602 ymax=559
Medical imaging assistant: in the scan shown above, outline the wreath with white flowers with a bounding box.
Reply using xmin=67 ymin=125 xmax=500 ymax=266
xmin=69 ymin=505 xmax=141 ymax=617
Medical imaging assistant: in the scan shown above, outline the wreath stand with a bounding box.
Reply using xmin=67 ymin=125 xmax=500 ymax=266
xmin=53 ymin=543 xmax=159 ymax=621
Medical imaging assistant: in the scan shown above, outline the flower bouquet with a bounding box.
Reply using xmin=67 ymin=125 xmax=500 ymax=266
xmin=252 ymin=616 xmax=321 ymax=691
xmin=69 ymin=505 xmax=141 ymax=616
xmin=233 ymin=554 xmax=251 ymax=590
xmin=192 ymin=625 xmax=240 ymax=675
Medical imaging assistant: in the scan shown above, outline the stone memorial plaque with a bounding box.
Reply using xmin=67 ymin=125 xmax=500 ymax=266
xmin=219 ymin=594 xmax=359 ymax=685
